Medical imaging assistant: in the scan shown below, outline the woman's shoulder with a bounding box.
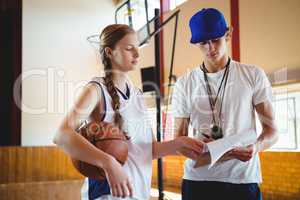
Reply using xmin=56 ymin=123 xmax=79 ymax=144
xmin=90 ymin=76 xmax=105 ymax=86
xmin=68 ymin=78 xmax=103 ymax=118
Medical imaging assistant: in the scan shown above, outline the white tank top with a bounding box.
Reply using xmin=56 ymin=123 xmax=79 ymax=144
xmin=81 ymin=77 xmax=153 ymax=200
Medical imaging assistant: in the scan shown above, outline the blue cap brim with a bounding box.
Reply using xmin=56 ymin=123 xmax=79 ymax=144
xmin=190 ymin=30 xmax=226 ymax=44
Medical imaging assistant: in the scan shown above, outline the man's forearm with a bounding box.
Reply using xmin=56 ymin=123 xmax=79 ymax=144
xmin=255 ymin=126 xmax=278 ymax=153
xmin=254 ymin=101 xmax=278 ymax=153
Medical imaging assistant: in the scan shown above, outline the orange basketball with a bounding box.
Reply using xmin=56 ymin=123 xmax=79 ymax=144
xmin=72 ymin=121 xmax=128 ymax=180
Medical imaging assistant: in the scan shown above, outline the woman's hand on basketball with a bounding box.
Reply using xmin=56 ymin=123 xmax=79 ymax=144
xmin=175 ymin=136 xmax=204 ymax=160
xmin=103 ymin=157 xmax=133 ymax=198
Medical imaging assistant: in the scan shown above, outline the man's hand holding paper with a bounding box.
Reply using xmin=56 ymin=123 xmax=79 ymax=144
xmin=194 ymin=129 xmax=258 ymax=168
xmin=229 ymin=144 xmax=256 ymax=162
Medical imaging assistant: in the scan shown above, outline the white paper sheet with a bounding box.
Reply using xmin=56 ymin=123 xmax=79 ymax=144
xmin=194 ymin=129 xmax=257 ymax=169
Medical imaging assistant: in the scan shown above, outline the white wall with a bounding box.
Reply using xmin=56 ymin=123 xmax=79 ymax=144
xmin=22 ymin=0 xmax=116 ymax=146
xmin=239 ymin=0 xmax=300 ymax=74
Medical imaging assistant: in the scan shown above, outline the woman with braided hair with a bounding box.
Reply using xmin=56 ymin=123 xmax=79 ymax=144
xmin=53 ymin=24 xmax=205 ymax=200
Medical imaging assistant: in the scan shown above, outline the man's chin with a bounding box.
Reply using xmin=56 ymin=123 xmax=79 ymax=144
xmin=208 ymin=55 xmax=221 ymax=62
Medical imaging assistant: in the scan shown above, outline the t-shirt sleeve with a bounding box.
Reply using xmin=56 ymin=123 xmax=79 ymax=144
xmin=171 ymin=78 xmax=190 ymax=118
xmin=252 ymin=67 xmax=273 ymax=105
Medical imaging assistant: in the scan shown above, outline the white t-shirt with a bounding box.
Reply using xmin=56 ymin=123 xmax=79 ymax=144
xmin=172 ymin=60 xmax=272 ymax=184
xmin=81 ymin=78 xmax=153 ymax=200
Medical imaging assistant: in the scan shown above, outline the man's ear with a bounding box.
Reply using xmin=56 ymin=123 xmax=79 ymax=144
xmin=104 ymin=47 xmax=113 ymax=59
xmin=225 ymin=27 xmax=233 ymax=42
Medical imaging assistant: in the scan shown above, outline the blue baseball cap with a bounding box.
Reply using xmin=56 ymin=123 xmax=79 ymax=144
xmin=189 ymin=8 xmax=228 ymax=44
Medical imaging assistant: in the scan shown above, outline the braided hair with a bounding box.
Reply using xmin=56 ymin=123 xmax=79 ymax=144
xmin=99 ymin=24 xmax=135 ymax=130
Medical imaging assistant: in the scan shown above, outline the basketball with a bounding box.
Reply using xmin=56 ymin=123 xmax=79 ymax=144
xmin=72 ymin=121 xmax=129 ymax=180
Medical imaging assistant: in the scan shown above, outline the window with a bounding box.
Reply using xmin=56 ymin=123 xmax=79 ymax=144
xmin=170 ymin=0 xmax=187 ymax=10
xmin=115 ymin=0 xmax=160 ymax=31
xmin=269 ymin=83 xmax=300 ymax=150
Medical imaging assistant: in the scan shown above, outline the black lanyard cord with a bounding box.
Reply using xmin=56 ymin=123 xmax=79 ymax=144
xmin=201 ymin=58 xmax=231 ymax=125
xmin=218 ymin=62 xmax=230 ymax=124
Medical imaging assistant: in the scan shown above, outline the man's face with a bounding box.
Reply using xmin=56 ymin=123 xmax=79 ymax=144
xmin=196 ymin=32 xmax=230 ymax=62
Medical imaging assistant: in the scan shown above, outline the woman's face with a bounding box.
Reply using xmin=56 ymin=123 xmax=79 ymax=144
xmin=108 ymin=32 xmax=140 ymax=72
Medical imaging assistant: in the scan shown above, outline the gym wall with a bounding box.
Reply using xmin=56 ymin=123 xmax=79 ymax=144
xmin=22 ymin=0 xmax=116 ymax=146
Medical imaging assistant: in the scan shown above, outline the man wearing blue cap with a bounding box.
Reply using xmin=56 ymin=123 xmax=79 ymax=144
xmin=172 ymin=8 xmax=278 ymax=200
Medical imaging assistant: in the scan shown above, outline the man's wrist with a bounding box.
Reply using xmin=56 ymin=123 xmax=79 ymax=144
xmin=254 ymin=141 xmax=261 ymax=154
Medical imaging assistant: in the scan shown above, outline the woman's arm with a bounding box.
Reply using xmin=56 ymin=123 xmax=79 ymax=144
xmin=159 ymin=117 xmax=204 ymax=160
xmin=152 ymin=137 xmax=204 ymax=160
xmin=152 ymin=128 xmax=204 ymax=160
xmin=53 ymin=83 xmax=112 ymax=168
xmin=53 ymin=83 xmax=132 ymax=198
